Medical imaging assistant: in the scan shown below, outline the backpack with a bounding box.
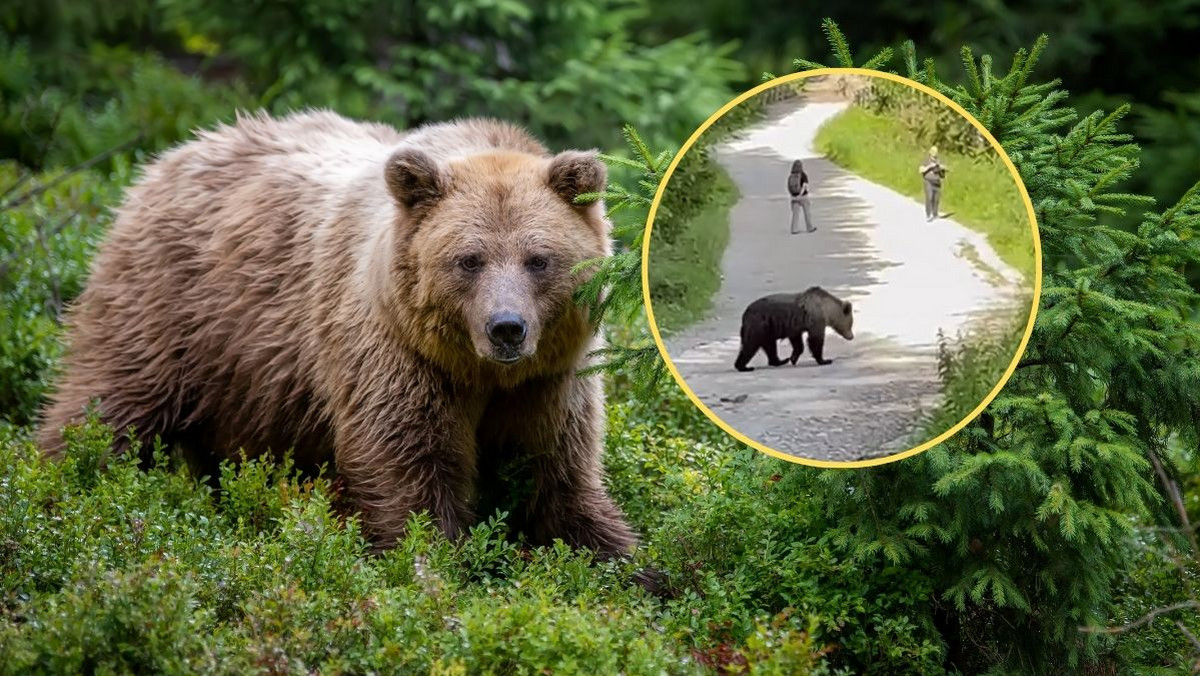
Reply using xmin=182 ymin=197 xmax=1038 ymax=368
xmin=787 ymin=171 xmax=805 ymax=196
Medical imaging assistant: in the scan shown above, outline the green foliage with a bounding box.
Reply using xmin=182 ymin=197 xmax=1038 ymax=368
xmin=217 ymin=452 xmax=330 ymax=534
xmin=1107 ymin=538 xmax=1200 ymax=671
xmin=573 ymin=126 xmax=673 ymax=393
xmin=648 ymin=455 xmax=947 ymax=675
xmin=920 ymin=311 xmax=1029 ymax=443
xmin=2 ymin=562 xmax=212 ymax=674
xmin=854 ymin=78 xmax=989 ymax=157
xmin=787 ymin=22 xmax=1200 ymax=674
xmin=0 ymin=35 xmax=253 ymax=169
xmin=0 ymin=161 xmax=130 ymax=427
xmin=1132 ymin=91 xmax=1200 ymax=246
xmin=0 ymin=382 xmax=968 ymax=674
xmin=644 ymin=147 xmax=738 ymax=335
xmin=156 ymin=0 xmax=742 ymax=156
xmin=0 ymin=414 xmax=680 ymax=675
xmin=0 ymin=0 xmax=745 ymax=216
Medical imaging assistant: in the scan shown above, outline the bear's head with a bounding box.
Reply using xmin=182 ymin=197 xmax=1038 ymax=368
xmin=383 ymin=145 xmax=610 ymax=375
xmin=830 ymin=300 xmax=854 ymax=341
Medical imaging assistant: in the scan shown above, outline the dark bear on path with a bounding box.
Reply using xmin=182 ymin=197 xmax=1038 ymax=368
xmin=733 ymin=287 xmax=854 ymax=372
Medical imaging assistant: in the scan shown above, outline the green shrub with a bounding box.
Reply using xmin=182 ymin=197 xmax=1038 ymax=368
xmin=918 ymin=309 xmax=1030 ymax=443
xmin=157 ymin=0 xmax=742 ymax=156
xmin=0 ymin=379 xmax=970 ymax=674
xmin=0 ymin=161 xmax=130 ymax=426
xmin=645 ymin=148 xmax=738 ymax=334
xmin=854 ymin=78 xmax=988 ymax=157
xmin=0 ymin=563 xmax=212 ymax=675
xmin=0 ymin=36 xmax=252 ymax=170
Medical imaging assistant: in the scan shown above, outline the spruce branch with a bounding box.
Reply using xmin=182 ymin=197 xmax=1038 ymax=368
xmin=824 ymin=18 xmax=854 ymax=67
xmin=961 ymin=46 xmax=984 ymax=103
xmin=573 ymin=125 xmax=673 ymax=392
xmin=900 ymin=40 xmax=920 ymax=81
xmin=858 ymin=47 xmax=895 ymax=71
xmin=792 ymin=18 xmax=894 ymax=72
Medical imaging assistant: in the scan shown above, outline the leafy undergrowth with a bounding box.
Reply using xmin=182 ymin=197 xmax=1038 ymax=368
xmin=912 ymin=307 xmax=1031 ymax=447
xmin=0 ymin=377 xmax=948 ymax=676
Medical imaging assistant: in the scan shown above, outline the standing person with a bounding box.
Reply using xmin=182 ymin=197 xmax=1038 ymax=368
xmin=919 ymin=146 xmax=947 ymax=222
xmin=787 ymin=159 xmax=815 ymax=234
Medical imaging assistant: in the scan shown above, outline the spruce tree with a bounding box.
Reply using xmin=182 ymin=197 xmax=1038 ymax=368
xmin=586 ymin=18 xmax=1200 ymax=672
xmin=776 ymin=21 xmax=1200 ymax=673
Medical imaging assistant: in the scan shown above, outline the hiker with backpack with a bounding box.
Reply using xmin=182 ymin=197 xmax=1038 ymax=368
xmin=787 ymin=159 xmax=815 ymax=234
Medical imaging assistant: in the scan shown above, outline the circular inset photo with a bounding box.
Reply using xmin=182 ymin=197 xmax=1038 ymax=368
xmin=643 ymin=68 xmax=1041 ymax=467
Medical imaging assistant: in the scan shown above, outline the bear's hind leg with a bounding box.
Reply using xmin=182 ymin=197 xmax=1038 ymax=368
xmin=734 ymin=339 xmax=759 ymax=372
xmin=38 ymin=359 xmax=183 ymax=462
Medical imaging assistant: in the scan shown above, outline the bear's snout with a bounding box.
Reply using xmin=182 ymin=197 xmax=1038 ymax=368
xmin=486 ymin=311 xmax=528 ymax=361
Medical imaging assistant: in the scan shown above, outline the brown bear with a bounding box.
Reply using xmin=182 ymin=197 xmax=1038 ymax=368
xmin=733 ymin=286 xmax=854 ymax=372
xmin=37 ymin=109 xmax=639 ymax=558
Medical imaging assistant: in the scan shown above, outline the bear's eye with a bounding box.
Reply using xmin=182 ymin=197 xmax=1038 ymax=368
xmin=526 ymin=255 xmax=549 ymax=272
xmin=458 ymin=255 xmax=483 ymax=272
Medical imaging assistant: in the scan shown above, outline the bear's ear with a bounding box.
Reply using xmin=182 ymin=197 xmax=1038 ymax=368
xmin=842 ymin=301 xmax=852 ymax=315
xmin=385 ymin=148 xmax=446 ymax=210
xmin=547 ymin=150 xmax=607 ymax=206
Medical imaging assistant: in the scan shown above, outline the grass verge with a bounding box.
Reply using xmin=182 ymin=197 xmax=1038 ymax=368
xmin=813 ymin=107 xmax=1036 ymax=279
xmin=645 ymin=156 xmax=738 ymax=334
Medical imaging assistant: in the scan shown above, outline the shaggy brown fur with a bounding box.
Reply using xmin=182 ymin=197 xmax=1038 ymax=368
xmin=733 ymin=286 xmax=854 ymax=372
xmin=38 ymin=110 xmax=638 ymax=556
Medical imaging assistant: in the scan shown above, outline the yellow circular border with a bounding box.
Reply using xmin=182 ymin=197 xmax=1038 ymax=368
xmin=641 ymin=67 xmax=1043 ymax=469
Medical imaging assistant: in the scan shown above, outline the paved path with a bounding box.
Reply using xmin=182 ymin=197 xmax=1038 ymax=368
xmin=661 ymin=98 xmax=1026 ymax=463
